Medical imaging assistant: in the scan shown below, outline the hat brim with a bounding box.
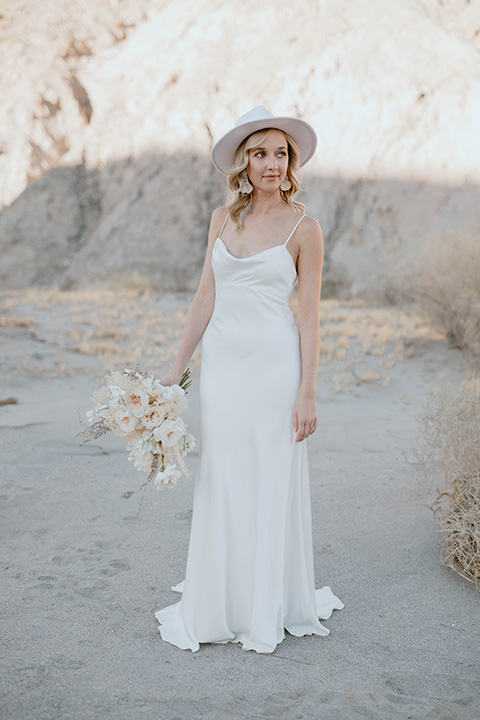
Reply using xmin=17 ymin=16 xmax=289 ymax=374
xmin=210 ymin=116 xmax=317 ymax=175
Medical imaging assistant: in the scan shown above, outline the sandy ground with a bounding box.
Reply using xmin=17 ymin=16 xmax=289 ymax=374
xmin=1 ymin=289 xmax=479 ymax=720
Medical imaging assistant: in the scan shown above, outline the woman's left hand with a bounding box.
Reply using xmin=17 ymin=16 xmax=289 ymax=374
xmin=292 ymin=394 xmax=318 ymax=442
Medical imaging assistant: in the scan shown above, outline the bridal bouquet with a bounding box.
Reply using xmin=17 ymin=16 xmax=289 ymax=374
xmin=77 ymin=365 xmax=195 ymax=504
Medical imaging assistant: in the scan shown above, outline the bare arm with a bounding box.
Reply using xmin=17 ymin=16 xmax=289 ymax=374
xmin=160 ymin=206 xmax=227 ymax=385
xmin=292 ymin=217 xmax=324 ymax=441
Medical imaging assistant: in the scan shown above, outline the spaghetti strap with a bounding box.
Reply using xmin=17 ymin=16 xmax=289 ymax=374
xmin=283 ymin=214 xmax=307 ymax=246
xmin=218 ymin=211 xmax=229 ymax=239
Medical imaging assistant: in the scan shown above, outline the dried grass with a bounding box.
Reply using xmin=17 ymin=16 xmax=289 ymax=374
xmin=413 ymin=379 xmax=480 ymax=590
xmin=386 ymin=232 xmax=480 ymax=367
xmin=117 ymin=271 xmax=153 ymax=294
xmin=0 ymin=289 xmax=444 ymax=388
xmin=440 ymin=471 xmax=480 ymax=589
xmin=0 ymin=315 xmax=35 ymax=330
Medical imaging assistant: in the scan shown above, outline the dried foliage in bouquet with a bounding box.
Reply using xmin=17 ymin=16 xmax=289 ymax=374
xmin=77 ymin=365 xmax=195 ymax=514
xmin=413 ymin=379 xmax=480 ymax=590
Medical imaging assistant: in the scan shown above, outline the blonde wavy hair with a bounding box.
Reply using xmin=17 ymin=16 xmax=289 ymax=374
xmin=225 ymin=128 xmax=305 ymax=229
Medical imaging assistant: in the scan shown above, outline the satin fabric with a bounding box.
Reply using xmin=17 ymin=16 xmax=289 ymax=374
xmin=155 ymin=213 xmax=343 ymax=653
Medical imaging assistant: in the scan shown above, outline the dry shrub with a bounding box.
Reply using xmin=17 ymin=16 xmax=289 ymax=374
xmin=387 ymin=232 xmax=480 ymax=366
xmin=441 ymin=471 xmax=480 ymax=589
xmin=0 ymin=315 xmax=35 ymax=330
xmin=117 ymin=271 xmax=153 ymax=294
xmin=414 ymin=379 xmax=480 ymax=590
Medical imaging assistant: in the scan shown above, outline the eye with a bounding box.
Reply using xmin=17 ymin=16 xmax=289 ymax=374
xmin=278 ymin=151 xmax=287 ymax=157
xmin=254 ymin=151 xmax=265 ymax=157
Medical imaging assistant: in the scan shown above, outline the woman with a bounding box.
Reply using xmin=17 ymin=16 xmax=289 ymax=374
xmin=155 ymin=106 xmax=343 ymax=654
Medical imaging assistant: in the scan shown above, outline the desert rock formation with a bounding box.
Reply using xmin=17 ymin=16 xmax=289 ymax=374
xmin=1 ymin=0 xmax=479 ymax=294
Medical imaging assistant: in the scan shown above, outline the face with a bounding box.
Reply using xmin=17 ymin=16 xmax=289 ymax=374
xmin=246 ymin=129 xmax=289 ymax=192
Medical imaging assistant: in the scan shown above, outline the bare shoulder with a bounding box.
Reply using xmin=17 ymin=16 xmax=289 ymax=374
xmin=211 ymin=205 xmax=228 ymax=220
xmin=297 ymin=214 xmax=324 ymax=252
xmin=210 ymin=205 xmax=229 ymax=228
xmin=299 ymin=213 xmax=322 ymax=236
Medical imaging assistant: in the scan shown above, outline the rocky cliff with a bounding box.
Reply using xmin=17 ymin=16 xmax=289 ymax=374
xmin=1 ymin=0 xmax=479 ymax=295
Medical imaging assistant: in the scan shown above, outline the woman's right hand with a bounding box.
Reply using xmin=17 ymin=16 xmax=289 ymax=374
xmin=159 ymin=369 xmax=183 ymax=387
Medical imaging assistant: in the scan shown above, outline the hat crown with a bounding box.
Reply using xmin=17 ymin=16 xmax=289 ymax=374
xmin=234 ymin=105 xmax=275 ymax=128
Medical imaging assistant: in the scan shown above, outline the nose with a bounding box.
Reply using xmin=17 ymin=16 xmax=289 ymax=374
xmin=266 ymin=154 xmax=278 ymax=170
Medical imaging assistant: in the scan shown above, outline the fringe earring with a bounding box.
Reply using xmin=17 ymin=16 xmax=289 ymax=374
xmin=240 ymin=170 xmax=253 ymax=194
xmin=280 ymin=175 xmax=292 ymax=191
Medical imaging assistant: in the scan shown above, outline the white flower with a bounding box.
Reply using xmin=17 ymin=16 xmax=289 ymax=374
xmin=114 ymin=409 xmax=138 ymax=434
xmin=131 ymin=429 xmax=155 ymax=454
xmin=154 ymin=463 xmax=182 ymax=488
xmin=139 ymin=374 xmax=159 ymax=395
xmin=178 ymin=431 xmax=196 ymax=457
xmin=153 ymin=417 xmax=186 ymax=447
xmin=86 ymin=409 xmax=101 ymax=424
xmin=162 ymin=384 xmax=188 ymax=413
xmin=128 ymin=445 xmax=153 ymax=472
xmin=108 ymin=385 xmax=126 ymax=406
xmin=142 ymin=404 xmax=166 ymax=430
xmin=125 ymin=387 xmax=149 ymax=418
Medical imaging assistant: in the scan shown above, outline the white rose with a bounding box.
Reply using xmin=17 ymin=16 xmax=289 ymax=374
xmin=114 ymin=409 xmax=138 ymax=433
xmin=152 ymin=417 xmax=186 ymax=447
xmin=125 ymin=387 xmax=149 ymax=418
xmin=142 ymin=404 xmax=166 ymax=430
xmin=162 ymin=384 xmax=188 ymax=413
xmin=154 ymin=463 xmax=182 ymax=488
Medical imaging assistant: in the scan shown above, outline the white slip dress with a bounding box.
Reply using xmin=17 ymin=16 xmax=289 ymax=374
xmin=154 ymin=211 xmax=343 ymax=653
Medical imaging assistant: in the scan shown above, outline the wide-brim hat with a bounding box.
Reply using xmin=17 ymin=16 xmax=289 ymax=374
xmin=210 ymin=105 xmax=317 ymax=175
